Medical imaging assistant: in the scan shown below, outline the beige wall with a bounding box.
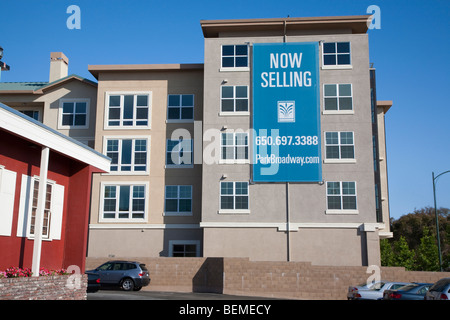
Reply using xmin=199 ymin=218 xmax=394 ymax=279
xmin=88 ymin=68 xmax=204 ymax=258
xmin=201 ymin=28 xmax=382 ymax=265
xmin=0 ymin=80 xmax=97 ymax=147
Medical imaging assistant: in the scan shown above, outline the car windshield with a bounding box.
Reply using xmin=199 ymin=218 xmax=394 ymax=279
xmin=430 ymin=279 xmax=450 ymax=291
xmin=397 ymin=284 xmax=418 ymax=291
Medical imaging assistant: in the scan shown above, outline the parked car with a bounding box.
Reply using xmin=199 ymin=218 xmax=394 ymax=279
xmin=425 ymin=277 xmax=450 ymax=300
xmin=350 ymin=281 xmax=411 ymax=300
xmin=86 ymin=260 xmax=150 ymax=291
xmin=85 ymin=272 xmax=101 ymax=293
xmin=382 ymin=283 xmax=432 ymax=300
xmin=347 ymin=281 xmax=383 ymax=300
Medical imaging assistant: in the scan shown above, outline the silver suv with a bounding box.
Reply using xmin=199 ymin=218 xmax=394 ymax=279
xmin=87 ymin=260 xmax=150 ymax=291
xmin=425 ymin=278 xmax=450 ymax=300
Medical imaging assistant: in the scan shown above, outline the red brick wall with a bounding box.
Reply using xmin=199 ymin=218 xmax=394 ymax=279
xmin=0 ymin=275 xmax=87 ymax=300
xmin=86 ymin=257 xmax=450 ymax=300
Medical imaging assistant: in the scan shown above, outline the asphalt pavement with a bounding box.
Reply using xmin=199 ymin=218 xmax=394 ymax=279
xmin=87 ymin=290 xmax=279 ymax=300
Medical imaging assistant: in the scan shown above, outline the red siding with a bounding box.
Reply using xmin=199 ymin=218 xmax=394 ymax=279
xmin=0 ymin=130 xmax=93 ymax=273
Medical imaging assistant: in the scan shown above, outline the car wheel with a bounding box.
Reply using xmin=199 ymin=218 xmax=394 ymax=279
xmin=120 ymin=278 xmax=135 ymax=291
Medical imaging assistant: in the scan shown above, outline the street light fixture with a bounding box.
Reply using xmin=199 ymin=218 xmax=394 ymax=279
xmin=432 ymin=170 xmax=450 ymax=272
xmin=0 ymin=46 xmax=11 ymax=81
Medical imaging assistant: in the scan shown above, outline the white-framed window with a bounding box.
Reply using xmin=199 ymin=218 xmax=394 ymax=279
xmin=169 ymin=240 xmax=201 ymax=257
xmin=220 ymin=132 xmax=249 ymax=163
xmin=219 ymin=181 xmax=249 ymax=213
xmin=105 ymin=92 xmax=151 ymax=129
xmin=104 ymin=136 xmax=150 ymax=174
xmin=322 ymin=42 xmax=351 ymax=67
xmin=58 ymin=99 xmax=90 ymax=129
xmin=166 ymin=139 xmax=193 ymax=167
xmin=323 ymin=84 xmax=353 ymax=113
xmin=0 ymin=165 xmax=17 ymax=237
xmin=326 ymin=181 xmax=358 ymax=214
xmin=16 ymin=174 xmax=64 ymax=240
xmin=164 ymin=185 xmax=192 ymax=215
xmin=220 ymin=85 xmax=249 ymax=114
xmin=167 ymin=94 xmax=194 ymax=121
xmin=221 ymin=44 xmax=249 ymax=71
xmin=100 ymin=182 xmax=148 ymax=222
xmin=324 ymin=132 xmax=355 ymax=162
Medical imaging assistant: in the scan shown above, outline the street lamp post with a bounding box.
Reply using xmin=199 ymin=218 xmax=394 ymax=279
xmin=432 ymin=170 xmax=450 ymax=272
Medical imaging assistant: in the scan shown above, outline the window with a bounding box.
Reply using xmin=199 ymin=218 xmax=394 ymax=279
xmin=29 ymin=180 xmax=52 ymax=238
xmin=323 ymin=42 xmax=351 ymax=66
xmin=20 ymin=110 xmax=40 ymax=121
xmin=169 ymin=240 xmax=200 ymax=257
xmin=221 ymin=45 xmax=248 ymax=69
xmin=220 ymin=181 xmax=249 ymax=212
xmin=167 ymin=94 xmax=194 ymax=121
xmin=326 ymin=181 xmax=357 ymax=213
xmin=106 ymin=93 xmax=151 ymax=128
xmin=59 ymin=99 xmax=89 ymax=128
xmin=221 ymin=132 xmax=249 ymax=162
xmin=324 ymin=84 xmax=353 ymax=112
xmin=325 ymin=132 xmax=355 ymax=161
xmin=16 ymin=175 xmax=64 ymax=240
xmin=166 ymin=139 xmax=193 ymax=167
xmin=101 ymin=184 xmax=147 ymax=221
xmin=105 ymin=137 xmax=150 ymax=173
xmin=221 ymin=86 xmax=249 ymax=113
xmin=165 ymin=185 xmax=192 ymax=215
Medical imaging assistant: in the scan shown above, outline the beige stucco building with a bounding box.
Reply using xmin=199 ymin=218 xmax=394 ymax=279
xmin=0 ymin=15 xmax=393 ymax=267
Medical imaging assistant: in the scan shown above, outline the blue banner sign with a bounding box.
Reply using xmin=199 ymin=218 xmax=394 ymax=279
xmin=252 ymin=42 xmax=321 ymax=182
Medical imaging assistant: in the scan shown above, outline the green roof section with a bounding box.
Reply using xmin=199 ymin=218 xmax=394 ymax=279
xmin=0 ymin=74 xmax=97 ymax=93
xmin=0 ymin=82 xmax=48 ymax=91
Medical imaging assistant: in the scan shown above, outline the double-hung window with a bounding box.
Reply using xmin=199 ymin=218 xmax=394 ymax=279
xmin=59 ymin=99 xmax=89 ymax=129
xmin=221 ymin=86 xmax=249 ymax=113
xmin=166 ymin=139 xmax=193 ymax=167
xmin=167 ymin=94 xmax=194 ymax=121
xmin=101 ymin=183 xmax=147 ymax=221
xmin=220 ymin=181 xmax=249 ymax=213
xmin=324 ymin=84 xmax=353 ymax=112
xmin=105 ymin=137 xmax=150 ymax=174
xmin=325 ymin=132 xmax=355 ymax=161
xmin=221 ymin=45 xmax=249 ymax=69
xmin=221 ymin=132 xmax=249 ymax=162
xmin=106 ymin=93 xmax=151 ymax=128
xmin=326 ymin=181 xmax=358 ymax=214
xmin=323 ymin=42 xmax=351 ymax=67
xmin=16 ymin=175 xmax=64 ymax=240
xmin=165 ymin=185 xmax=192 ymax=215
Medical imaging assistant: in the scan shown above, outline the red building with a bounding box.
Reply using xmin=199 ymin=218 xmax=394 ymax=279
xmin=0 ymin=102 xmax=110 ymax=274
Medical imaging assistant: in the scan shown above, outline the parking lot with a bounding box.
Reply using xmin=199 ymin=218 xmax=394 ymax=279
xmin=87 ymin=290 xmax=279 ymax=300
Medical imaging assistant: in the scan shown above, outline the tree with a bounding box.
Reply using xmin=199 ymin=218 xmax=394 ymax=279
xmin=380 ymin=239 xmax=394 ymax=266
xmin=415 ymin=226 xmax=439 ymax=271
xmin=391 ymin=236 xmax=416 ymax=270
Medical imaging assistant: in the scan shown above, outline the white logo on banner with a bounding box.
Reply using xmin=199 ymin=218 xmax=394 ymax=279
xmin=277 ymin=101 xmax=295 ymax=123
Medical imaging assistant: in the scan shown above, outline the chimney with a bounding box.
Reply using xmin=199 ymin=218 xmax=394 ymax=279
xmin=49 ymin=52 xmax=69 ymax=82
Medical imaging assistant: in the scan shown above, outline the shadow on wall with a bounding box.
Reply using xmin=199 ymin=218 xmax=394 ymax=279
xmin=192 ymin=257 xmax=224 ymax=294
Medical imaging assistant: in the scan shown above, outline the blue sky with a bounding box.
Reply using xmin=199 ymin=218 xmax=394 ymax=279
xmin=1 ymin=0 xmax=449 ymax=220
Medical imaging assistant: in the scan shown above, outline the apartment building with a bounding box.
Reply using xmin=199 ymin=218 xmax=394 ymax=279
xmin=0 ymin=14 xmax=393 ymax=267
xmin=200 ymin=16 xmax=392 ymax=266
xmin=86 ymin=64 xmax=204 ymax=258
xmin=0 ymin=52 xmax=97 ymax=148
